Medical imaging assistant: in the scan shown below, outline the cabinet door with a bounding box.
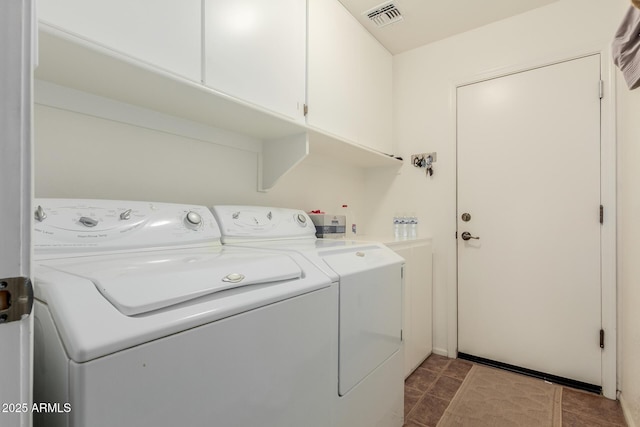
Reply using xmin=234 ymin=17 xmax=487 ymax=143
xmin=307 ymin=0 xmax=392 ymax=153
xmin=204 ymin=0 xmax=306 ymax=123
xmin=37 ymin=0 xmax=202 ymax=82
xmin=356 ymin=30 xmax=393 ymax=154
xmin=391 ymin=242 xmax=432 ymax=377
xmin=307 ymin=0 xmax=359 ymax=141
xmin=392 ymin=246 xmax=414 ymax=377
xmin=410 ymin=243 xmax=432 ymax=370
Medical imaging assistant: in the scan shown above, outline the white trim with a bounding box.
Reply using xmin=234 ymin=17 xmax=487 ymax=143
xmin=34 ymin=80 xmax=262 ymax=154
xmin=620 ymin=393 xmax=639 ymax=427
xmin=0 ymin=0 xmax=34 ymax=425
xmin=200 ymin=0 xmax=206 ymax=85
xmin=456 ymin=42 xmax=617 ymax=90
xmin=599 ymin=45 xmax=618 ymax=401
xmin=450 ymin=46 xmax=617 ymax=398
xmin=448 ymin=79 xmax=458 ymax=358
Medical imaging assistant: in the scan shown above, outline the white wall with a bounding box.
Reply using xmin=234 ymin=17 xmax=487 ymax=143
xmin=364 ymin=0 xmax=637 ymax=418
xmin=34 ymin=103 xmax=366 ymax=221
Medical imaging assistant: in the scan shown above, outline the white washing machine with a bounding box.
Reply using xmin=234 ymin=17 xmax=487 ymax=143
xmin=32 ymin=199 xmax=337 ymax=427
xmin=211 ymin=205 xmax=405 ymax=427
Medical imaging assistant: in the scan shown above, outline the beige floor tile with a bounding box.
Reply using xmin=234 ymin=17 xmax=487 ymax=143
xmin=405 ymin=368 xmax=439 ymax=392
xmin=562 ymin=409 xmax=627 ymax=427
xmin=562 ymin=388 xmax=627 ymax=426
xmin=405 ymin=386 xmax=424 ymax=417
xmin=419 ymin=354 xmax=450 ymax=373
xmin=442 ymin=358 xmax=473 ymax=380
xmin=425 ymin=375 xmax=462 ymax=401
xmin=407 ymin=395 xmax=449 ymax=427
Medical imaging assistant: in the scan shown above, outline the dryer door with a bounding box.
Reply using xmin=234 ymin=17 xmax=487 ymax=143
xmin=322 ymin=247 xmax=403 ymax=395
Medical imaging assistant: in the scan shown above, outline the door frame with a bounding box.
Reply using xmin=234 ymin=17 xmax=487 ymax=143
xmin=448 ymin=46 xmax=617 ymax=399
xmin=0 ymin=0 xmax=35 ymax=425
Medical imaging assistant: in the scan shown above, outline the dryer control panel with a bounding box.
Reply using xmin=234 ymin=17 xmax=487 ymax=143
xmin=212 ymin=205 xmax=316 ymax=243
xmin=34 ymin=199 xmax=221 ymax=256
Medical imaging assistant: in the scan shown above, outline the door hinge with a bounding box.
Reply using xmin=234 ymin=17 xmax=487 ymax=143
xmin=303 ymin=104 xmax=308 ymax=116
xmin=600 ymin=205 xmax=604 ymax=224
xmin=400 ymin=329 xmax=403 ymax=341
xmin=600 ymin=329 xmax=605 ymax=349
xmin=0 ymin=277 xmax=34 ymax=324
xmin=599 ymin=80 xmax=604 ymax=99
xmin=455 ymin=231 xmax=458 ymax=239
xmin=401 ymin=266 xmax=404 ymax=279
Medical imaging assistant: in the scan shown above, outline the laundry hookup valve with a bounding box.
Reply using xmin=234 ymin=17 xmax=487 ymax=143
xmin=411 ymin=152 xmax=436 ymax=176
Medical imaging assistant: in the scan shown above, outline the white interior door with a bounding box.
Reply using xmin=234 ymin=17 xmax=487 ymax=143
xmin=0 ymin=1 xmax=35 ymax=426
xmin=457 ymin=55 xmax=602 ymax=387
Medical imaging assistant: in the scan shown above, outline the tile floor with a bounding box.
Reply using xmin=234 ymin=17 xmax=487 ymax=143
xmin=404 ymin=354 xmax=627 ymax=427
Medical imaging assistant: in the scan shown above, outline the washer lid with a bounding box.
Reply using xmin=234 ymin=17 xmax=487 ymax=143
xmin=47 ymin=250 xmax=303 ymax=316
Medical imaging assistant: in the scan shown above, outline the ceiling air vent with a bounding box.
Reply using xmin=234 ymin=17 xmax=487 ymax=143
xmin=364 ymin=1 xmax=403 ymax=28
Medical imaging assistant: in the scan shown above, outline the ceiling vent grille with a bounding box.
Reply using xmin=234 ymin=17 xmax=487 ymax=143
xmin=364 ymin=1 xmax=403 ymax=28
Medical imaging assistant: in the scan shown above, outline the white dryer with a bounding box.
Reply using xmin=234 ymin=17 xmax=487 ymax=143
xmin=32 ymin=199 xmax=337 ymax=427
xmin=211 ymin=205 xmax=405 ymax=427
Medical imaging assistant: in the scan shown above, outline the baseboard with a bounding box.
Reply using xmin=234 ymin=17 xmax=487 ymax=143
xmin=620 ymin=393 xmax=638 ymax=427
xmin=432 ymin=347 xmax=449 ymax=357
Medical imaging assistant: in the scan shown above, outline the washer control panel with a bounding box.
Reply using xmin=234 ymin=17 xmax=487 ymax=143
xmin=34 ymin=199 xmax=221 ymax=255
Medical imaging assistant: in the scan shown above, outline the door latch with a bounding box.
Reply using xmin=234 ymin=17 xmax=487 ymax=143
xmin=460 ymin=232 xmax=480 ymax=241
xmin=0 ymin=277 xmax=34 ymax=324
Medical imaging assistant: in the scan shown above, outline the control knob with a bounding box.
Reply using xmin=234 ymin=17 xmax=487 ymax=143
xmin=79 ymin=217 xmax=98 ymax=227
xmin=295 ymin=213 xmax=307 ymax=226
xmin=34 ymin=205 xmax=47 ymax=222
xmin=185 ymin=211 xmax=202 ymax=229
xmin=120 ymin=209 xmax=132 ymax=220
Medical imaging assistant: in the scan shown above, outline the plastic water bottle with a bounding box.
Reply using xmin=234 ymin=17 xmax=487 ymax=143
xmin=399 ymin=214 xmax=408 ymax=240
xmin=408 ymin=214 xmax=418 ymax=239
xmin=393 ymin=216 xmax=401 ymax=240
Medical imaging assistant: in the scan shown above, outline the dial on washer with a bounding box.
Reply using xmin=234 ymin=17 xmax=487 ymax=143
xmin=185 ymin=211 xmax=202 ymax=228
xmin=295 ymin=213 xmax=307 ymax=226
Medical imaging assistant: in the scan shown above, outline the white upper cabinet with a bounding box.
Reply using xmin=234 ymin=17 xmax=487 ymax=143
xmin=34 ymin=0 xmax=400 ymax=191
xmin=307 ymin=0 xmax=359 ymax=143
xmin=203 ymin=0 xmax=306 ymax=123
xmin=37 ymin=0 xmax=202 ymax=82
xmin=356 ymin=30 xmax=393 ymax=155
xmin=307 ymin=0 xmax=393 ymax=154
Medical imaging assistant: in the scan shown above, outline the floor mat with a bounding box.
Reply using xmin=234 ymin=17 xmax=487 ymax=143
xmin=437 ymin=364 xmax=562 ymax=427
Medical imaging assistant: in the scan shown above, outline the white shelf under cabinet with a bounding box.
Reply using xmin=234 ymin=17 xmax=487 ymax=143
xmin=34 ymin=25 xmax=401 ymax=191
xmin=307 ymin=129 xmax=399 ymax=167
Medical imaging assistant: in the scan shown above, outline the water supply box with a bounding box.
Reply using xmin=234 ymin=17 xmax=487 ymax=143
xmin=309 ymin=214 xmax=346 ymax=239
